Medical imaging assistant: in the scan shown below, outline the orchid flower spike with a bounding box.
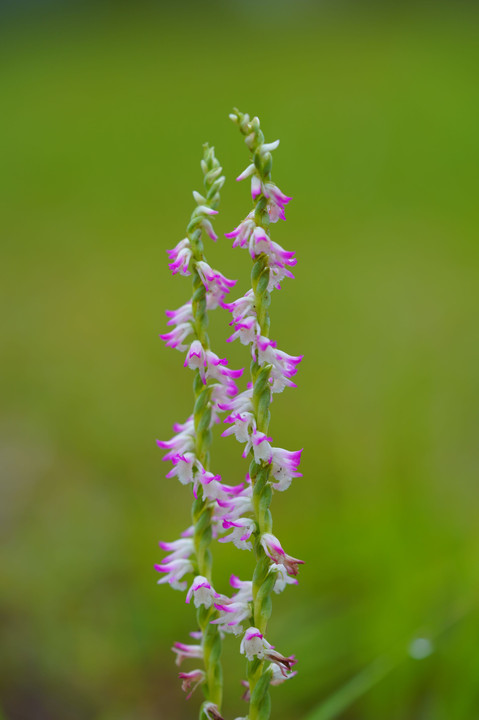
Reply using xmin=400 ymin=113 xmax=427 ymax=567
xmin=157 ymin=143 xmax=238 ymax=716
xmin=156 ymin=113 xmax=304 ymax=720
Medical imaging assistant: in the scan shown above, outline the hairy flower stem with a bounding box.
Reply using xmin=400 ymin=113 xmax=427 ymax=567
xmin=189 ymin=146 xmax=224 ymax=715
xmin=232 ymin=109 xmax=279 ymax=720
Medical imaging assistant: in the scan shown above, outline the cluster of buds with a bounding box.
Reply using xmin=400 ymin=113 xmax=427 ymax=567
xmin=156 ymin=114 xmax=303 ymax=720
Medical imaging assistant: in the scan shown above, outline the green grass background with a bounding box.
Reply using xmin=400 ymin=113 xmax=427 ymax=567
xmin=0 ymin=2 xmax=478 ymax=718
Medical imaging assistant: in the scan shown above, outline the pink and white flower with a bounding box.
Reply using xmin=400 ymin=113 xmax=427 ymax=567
xmin=196 ymin=260 xmax=236 ymax=299
xmin=186 ymin=576 xmax=220 ymax=609
xmin=215 ymin=484 xmax=253 ymax=523
xmin=225 ymin=212 xmax=256 ymax=249
xmin=262 ymin=182 xmax=291 ymax=218
xmin=165 ymin=452 xmax=199 ymax=485
xmin=256 ymin=338 xmax=303 ymax=381
xmin=217 ymin=387 xmax=253 ymax=414
xmin=196 ymin=471 xmax=234 ymax=503
xmin=269 ymin=656 xmax=298 ymax=685
xmin=260 ymin=533 xmax=304 ymax=577
xmin=185 ymin=340 xmax=243 ymax=391
xmin=239 ymin=627 xmax=273 ymax=661
xmin=206 ymin=355 xmax=244 ymax=392
xmin=158 ymin=537 xmax=194 ymax=564
xmin=184 ymin=339 xmax=208 ymax=376
xmin=156 ymin=417 xmax=195 ymax=462
xmin=160 ymin=322 xmax=193 ymax=352
xmin=264 ymin=649 xmax=297 ymax=677
xmin=165 ymin=301 xmax=194 ymax=327
xmin=203 ymin=703 xmax=224 ymax=720
xmin=240 ymin=628 xmax=297 ymax=676
xmin=221 ymin=412 xmax=256 ymax=444
xmin=242 ymin=430 xmax=273 ymax=463
xmin=270 ymin=447 xmax=303 ymax=492
xmin=194 ymin=206 xmax=219 ymax=241
xmin=219 ymin=517 xmax=256 ymax=551
xmin=269 ymin=562 xmax=299 ymax=594
xmin=211 ymin=576 xmax=253 ymax=635
xmin=155 ymin=557 xmax=194 ymax=591
xmin=211 ymin=600 xmax=252 ymax=636
xmin=235 ymin=163 xmax=256 ymax=183
xmin=268 ymin=263 xmax=296 ymax=291
xmin=178 ymin=668 xmax=205 ymax=699
xmin=172 ymin=641 xmax=203 ymax=666
xmin=223 ymin=289 xmax=255 ymax=321
xmin=227 ymin=315 xmax=260 ymax=346
xmin=168 ymin=238 xmax=192 ymax=276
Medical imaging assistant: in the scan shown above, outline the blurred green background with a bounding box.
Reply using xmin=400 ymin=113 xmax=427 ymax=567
xmin=1 ymin=2 xmax=478 ymax=719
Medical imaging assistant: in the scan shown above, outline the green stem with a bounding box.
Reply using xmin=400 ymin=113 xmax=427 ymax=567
xmin=232 ymin=109 xmax=279 ymax=720
xmin=187 ymin=145 xmax=224 ymax=714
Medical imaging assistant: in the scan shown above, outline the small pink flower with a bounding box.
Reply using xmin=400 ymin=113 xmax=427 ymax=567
xmin=240 ymin=628 xmax=296 ymax=677
xmin=225 ymin=213 xmax=256 ymax=249
xmin=158 ymin=537 xmax=194 ymax=564
xmin=227 ymin=315 xmax=260 ymax=346
xmin=269 ymin=662 xmax=297 ymax=684
xmin=262 ymin=182 xmax=291 ymax=214
xmin=186 ymin=575 xmax=220 ymax=608
xmin=261 ymin=533 xmax=304 ymax=577
xmin=217 ymin=387 xmax=253 ymax=414
xmin=256 ymin=339 xmax=303 ymax=381
xmin=270 ymin=446 xmax=303 ymax=492
xmin=203 ymin=702 xmax=224 ymax=720
xmin=211 ymin=600 xmax=252 ymax=636
xmin=156 ymin=417 xmax=195 ymax=462
xmin=195 ymin=206 xmax=219 ymax=241
xmin=160 ymin=322 xmax=193 ymax=351
xmin=196 ymin=471 xmax=233 ymax=503
xmin=269 ymin=562 xmax=299 ymax=593
xmin=219 ymin=517 xmax=256 ymax=551
xmin=229 ymin=575 xmax=253 ymax=597
xmin=165 ymin=452 xmax=198 ymax=485
xmin=165 ymin=301 xmax=193 ymax=327
xmin=239 ymin=627 xmax=273 ymax=660
xmin=167 ymin=238 xmax=192 ymax=276
xmin=172 ymin=641 xmax=203 ymax=666
xmin=222 ymin=412 xmax=256 ymax=444
xmin=155 ymin=558 xmax=193 ymax=591
xmin=196 ymin=260 xmax=236 ymax=299
xmin=235 ymin=163 xmax=256 ymax=183
xmin=251 ymin=174 xmax=262 ymax=200
xmin=250 ymin=430 xmax=273 ymax=463
xmin=265 ymin=649 xmax=297 ymax=677
xmin=223 ymin=289 xmax=255 ymax=321
xmin=268 ymin=263 xmax=296 ymax=291
xmin=178 ymin=668 xmax=205 ymax=700
xmin=215 ymin=484 xmax=252 ymax=523
xmin=184 ymin=339 xmax=207 ymax=376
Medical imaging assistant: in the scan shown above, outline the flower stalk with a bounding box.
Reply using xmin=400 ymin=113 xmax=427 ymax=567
xmin=157 ymin=144 xmax=239 ymax=719
xmin=156 ymin=113 xmax=303 ymax=720
xmin=224 ymin=108 xmax=303 ymax=720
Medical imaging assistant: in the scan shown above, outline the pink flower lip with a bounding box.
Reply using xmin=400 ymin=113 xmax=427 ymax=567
xmin=214 ymin=603 xmax=232 ymax=613
xmin=245 ymin=629 xmax=263 ymax=640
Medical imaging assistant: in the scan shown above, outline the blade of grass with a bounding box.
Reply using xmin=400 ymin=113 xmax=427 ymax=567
xmin=303 ymin=653 xmax=398 ymax=720
xmin=304 ymin=599 xmax=475 ymax=720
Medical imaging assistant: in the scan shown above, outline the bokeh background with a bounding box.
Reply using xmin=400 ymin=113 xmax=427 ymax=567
xmin=1 ymin=1 xmax=478 ymax=719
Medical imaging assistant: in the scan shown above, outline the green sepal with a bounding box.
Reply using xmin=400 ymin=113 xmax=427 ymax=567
xmin=261 ymin=153 xmax=273 ymax=177
xmin=257 ymin=267 xmax=270 ymax=297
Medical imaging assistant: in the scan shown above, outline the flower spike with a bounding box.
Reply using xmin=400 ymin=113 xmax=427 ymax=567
xmin=223 ymin=108 xmax=303 ymax=720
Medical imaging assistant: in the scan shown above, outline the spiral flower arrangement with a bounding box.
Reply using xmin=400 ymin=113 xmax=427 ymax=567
xmin=156 ymin=112 xmax=303 ymax=720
